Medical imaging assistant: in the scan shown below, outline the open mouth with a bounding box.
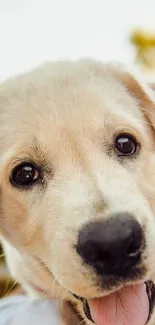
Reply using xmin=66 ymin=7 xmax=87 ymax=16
xmin=145 ymin=281 xmax=155 ymax=321
xmin=73 ymin=280 xmax=155 ymax=325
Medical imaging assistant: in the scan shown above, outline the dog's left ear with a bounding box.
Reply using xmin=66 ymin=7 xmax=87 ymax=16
xmin=109 ymin=63 xmax=155 ymax=127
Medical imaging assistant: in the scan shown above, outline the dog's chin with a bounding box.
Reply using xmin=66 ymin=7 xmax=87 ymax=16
xmin=72 ymin=280 xmax=155 ymax=325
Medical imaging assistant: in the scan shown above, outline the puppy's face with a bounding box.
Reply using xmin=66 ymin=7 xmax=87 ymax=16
xmin=1 ymin=61 xmax=155 ymax=324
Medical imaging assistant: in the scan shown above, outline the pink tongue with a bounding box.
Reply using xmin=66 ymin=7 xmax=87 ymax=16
xmin=89 ymin=284 xmax=149 ymax=325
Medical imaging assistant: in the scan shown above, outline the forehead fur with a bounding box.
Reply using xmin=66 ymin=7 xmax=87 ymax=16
xmin=0 ymin=59 xmax=143 ymax=116
xmin=0 ymin=60 xmax=146 ymax=158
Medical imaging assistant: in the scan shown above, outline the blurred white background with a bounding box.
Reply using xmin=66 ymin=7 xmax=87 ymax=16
xmin=0 ymin=0 xmax=155 ymax=81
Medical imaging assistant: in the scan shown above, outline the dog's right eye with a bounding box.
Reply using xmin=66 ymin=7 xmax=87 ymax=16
xmin=10 ymin=163 xmax=41 ymax=188
xmin=115 ymin=133 xmax=138 ymax=157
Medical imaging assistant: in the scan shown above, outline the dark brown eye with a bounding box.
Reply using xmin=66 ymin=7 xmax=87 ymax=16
xmin=11 ymin=163 xmax=40 ymax=188
xmin=115 ymin=133 xmax=138 ymax=156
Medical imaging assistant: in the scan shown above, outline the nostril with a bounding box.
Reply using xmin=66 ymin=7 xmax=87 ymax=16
xmin=101 ymin=250 xmax=112 ymax=262
xmin=125 ymin=238 xmax=139 ymax=255
xmin=78 ymin=241 xmax=112 ymax=264
xmin=124 ymin=238 xmax=141 ymax=258
xmin=93 ymin=247 xmax=112 ymax=265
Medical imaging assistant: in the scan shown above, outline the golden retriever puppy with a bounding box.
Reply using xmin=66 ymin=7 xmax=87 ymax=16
xmin=0 ymin=60 xmax=155 ymax=325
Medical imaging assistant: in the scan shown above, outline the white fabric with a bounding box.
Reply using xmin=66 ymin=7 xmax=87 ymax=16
xmin=0 ymin=296 xmax=61 ymax=325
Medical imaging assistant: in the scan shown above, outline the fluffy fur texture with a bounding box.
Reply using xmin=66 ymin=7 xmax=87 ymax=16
xmin=1 ymin=60 xmax=155 ymax=324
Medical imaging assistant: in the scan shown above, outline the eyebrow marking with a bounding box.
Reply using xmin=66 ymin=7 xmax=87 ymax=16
xmin=10 ymin=137 xmax=54 ymax=177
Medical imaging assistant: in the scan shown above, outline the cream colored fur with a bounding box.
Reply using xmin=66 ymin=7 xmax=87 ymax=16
xmin=0 ymin=60 xmax=155 ymax=324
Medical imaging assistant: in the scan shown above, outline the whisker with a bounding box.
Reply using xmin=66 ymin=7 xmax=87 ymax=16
xmin=141 ymin=107 xmax=155 ymax=118
xmin=78 ymin=318 xmax=86 ymax=325
xmin=64 ymin=309 xmax=84 ymax=322
xmin=5 ymin=279 xmax=19 ymax=297
xmin=4 ymin=277 xmax=13 ymax=296
xmin=4 ymin=259 xmax=51 ymax=296
xmin=38 ymin=288 xmax=47 ymax=299
xmin=60 ymin=288 xmax=68 ymax=311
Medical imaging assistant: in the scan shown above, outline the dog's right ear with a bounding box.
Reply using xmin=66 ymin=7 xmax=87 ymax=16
xmin=108 ymin=62 xmax=155 ymax=130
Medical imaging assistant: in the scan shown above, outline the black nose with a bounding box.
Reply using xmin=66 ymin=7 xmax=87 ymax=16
xmin=77 ymin=213 xmax=143 ymax=277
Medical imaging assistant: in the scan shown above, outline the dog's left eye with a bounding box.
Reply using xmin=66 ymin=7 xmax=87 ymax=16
xmin=10 ymin=163 xmax=41 ymax=188
xmin=115 ymin=133 xmax=138 ymax=156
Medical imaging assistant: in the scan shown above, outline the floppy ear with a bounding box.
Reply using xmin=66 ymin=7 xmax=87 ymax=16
xmin=108 ymin=63 xmax=155 ymax=128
